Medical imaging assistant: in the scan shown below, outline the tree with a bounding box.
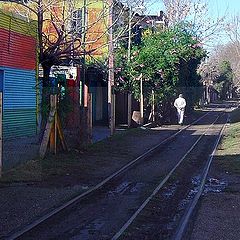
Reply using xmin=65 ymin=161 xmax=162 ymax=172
xmin=199 ymin=40 xmax=239 ymax=98
xmin=225 ymin=14 xmax=240 ymax=54
xmin=115 ymin=24 xmax=206 ymax=123
xmin=214 ymin=60 xmax=233 ymax=99
xmin=0 ymin=0 xmax=147 ymax=88
xmin=225 ymin=14 xmax=240 ymax=87
xmin=162 ymin=0 xmax=226 ymax=46
xmin=0 ymin=0 xmax=147 ymax=142
xmin=1 ymin=0 xmax=103 ymax=84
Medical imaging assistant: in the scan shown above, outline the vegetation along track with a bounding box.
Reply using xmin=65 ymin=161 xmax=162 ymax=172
xmin=7 ymin=107 xmax=230 ymax=240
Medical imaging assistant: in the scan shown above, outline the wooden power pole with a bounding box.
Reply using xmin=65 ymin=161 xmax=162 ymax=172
xmin=108 ymin=0 xmax=115 ymax=135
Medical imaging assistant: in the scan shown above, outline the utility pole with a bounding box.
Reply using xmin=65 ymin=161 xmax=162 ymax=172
xmin=127 ymin=7 xmax=132 ymax=128
xmin=127 ymin=7 xmax=132 ymax=63
xmin=108 ymin=0 xmax=115 ymax=135
xmin=128 ymin=5 xmax=145 ymax=125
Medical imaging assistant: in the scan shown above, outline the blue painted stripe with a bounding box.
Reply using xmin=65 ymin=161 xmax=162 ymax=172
xmin=0 ymin=66 xmax=37 ymax=138
xmin=0 ymin=66 xmax=36 ymax=109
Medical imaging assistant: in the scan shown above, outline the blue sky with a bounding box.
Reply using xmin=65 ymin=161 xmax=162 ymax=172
xmin=146 ymin=0 xmax=240 ymax=46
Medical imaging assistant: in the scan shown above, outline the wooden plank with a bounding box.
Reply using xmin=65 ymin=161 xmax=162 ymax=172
xmin=56 ymin=115 xmax=68 ymax=152
xmin=49 ymin=95 xmax=57 ymax=154
xmin=39 ymin=109 xmax=56 ymax=159
xmin=49 ymin=124 xmax=55 ymax=154
xmin=0 ymin=92 xmax=2 ymax=177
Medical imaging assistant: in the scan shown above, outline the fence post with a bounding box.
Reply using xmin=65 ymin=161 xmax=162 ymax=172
xmin=127 ymin=93 xmax=132 ymax=128
xmin=0 ymin=92 xmax=2 ymax=177
xmin=88 ymin=93 xmax=93 ymax=143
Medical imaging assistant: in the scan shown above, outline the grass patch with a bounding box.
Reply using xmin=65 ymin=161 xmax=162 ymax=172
xmin=216 ymin=121 xmax=240 ymax=174
xmin=0 ymin=159 xmax=43 ymax=183
xmin=0 ymin=127 xmax=154 ymax=183
xmin=0 ymin=151 xmax=94 ymax=183
xmin=0 ymin=150 xmax=89 ymax=183
xmin=87 ymin=128 xmax=150 ymax=152
xmin=230 ymin=107 xmax=240 ymax=123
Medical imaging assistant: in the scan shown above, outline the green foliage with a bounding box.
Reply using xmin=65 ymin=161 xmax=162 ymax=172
xmin=219 ymin=60 xmax=234 ymax=82
xmin=214 ymin=60 xmax=233 ymax=99
xmin=115 ymin=24 xmax=207 ymax=110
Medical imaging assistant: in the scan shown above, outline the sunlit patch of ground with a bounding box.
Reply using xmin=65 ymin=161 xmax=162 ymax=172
xmin=215 ymin=106 xmax=240 ymax=175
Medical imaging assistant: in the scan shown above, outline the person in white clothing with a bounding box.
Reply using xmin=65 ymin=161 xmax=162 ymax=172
xmin=174 ymin=94 xmax=186 ymax=125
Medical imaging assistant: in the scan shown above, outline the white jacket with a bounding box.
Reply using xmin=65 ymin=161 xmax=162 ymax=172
xmin=174 ymin=97 xmax=186 ymax=110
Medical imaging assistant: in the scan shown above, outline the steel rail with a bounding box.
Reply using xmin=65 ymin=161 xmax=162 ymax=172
xmin=173 ymin=116 xmax=229 ymax=240
xmin=112 ymin=112 xmax=226 ymax=240
xmin=6 ymin=111 xmax=211 ymax=240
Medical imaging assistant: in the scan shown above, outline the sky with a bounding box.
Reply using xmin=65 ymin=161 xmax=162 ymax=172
xmin=147 ymin=0 xmax=240 ymax=17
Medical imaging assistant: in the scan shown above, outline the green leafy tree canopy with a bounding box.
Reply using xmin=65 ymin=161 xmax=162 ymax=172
xmin=115 ymin=24 xmax=207 ymax=106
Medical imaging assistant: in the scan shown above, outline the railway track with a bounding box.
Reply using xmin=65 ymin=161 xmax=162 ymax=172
xmin=113 ymin=112 xmax=228 ymax=240
xmin=6 ymin=106 xmax=231 ymax=240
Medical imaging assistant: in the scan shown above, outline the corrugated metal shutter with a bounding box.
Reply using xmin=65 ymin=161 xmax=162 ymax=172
xmin=0 ymin=10 xmax=37 ymax=139
xmin=0 ymin=28 xmax=37 ymax=70
xmin=1 ymin=67 xmax=37 ymax=139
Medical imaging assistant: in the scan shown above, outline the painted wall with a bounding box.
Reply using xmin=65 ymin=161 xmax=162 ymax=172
xmin=0 ymin=28 xmax=37 ymax=70
xmin=75 ymin=0 xmax=109 ymax=58
xmin=0 ymin=11 xmax=37 ymax=139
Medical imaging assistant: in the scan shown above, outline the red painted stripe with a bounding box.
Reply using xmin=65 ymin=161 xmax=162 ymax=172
xmin=0 ymin=28 xmax=37 ymax=70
